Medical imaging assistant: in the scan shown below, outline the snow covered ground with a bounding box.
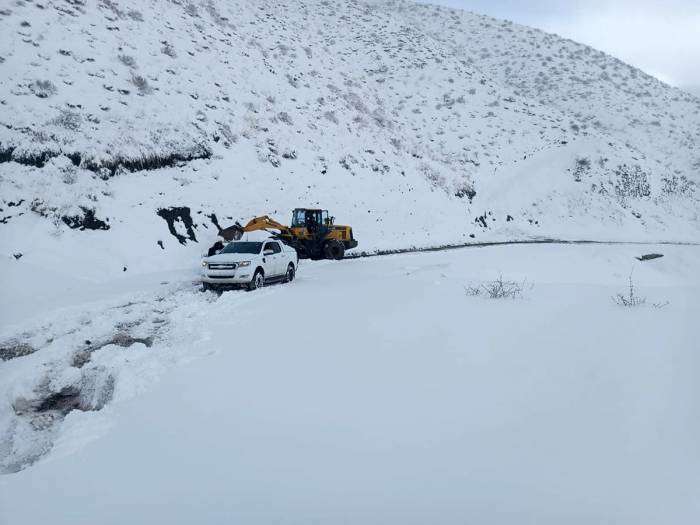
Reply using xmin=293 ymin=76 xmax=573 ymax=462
xmin=2 ymin=243 xmax=699 ymax=524
xmin=1 ymin=0 xmax=698 ymax=522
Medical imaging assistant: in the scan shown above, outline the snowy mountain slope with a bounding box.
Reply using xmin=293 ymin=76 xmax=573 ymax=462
xmin=389 ymin=1 xmax=700 ymax=174
xmin=0 ymin=0 xmax=698 ymax=278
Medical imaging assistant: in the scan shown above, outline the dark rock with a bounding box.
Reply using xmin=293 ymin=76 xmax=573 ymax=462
xmin=61 ymin=207 xmax=110 ymax=231
xmin=206 ymin=213 xmax=222 ymax=232
xmin=636 ymin=253 xmax=664 ymax=262
xmin=208 ymin=240 xmax=224 ymax=256
xmin=455 ymin=187 xmax=476 ymax=201
xmin=157 ymin=206 xmax=197 ymax=245
xmin=110 ymin=333 xmax=153 ymax=348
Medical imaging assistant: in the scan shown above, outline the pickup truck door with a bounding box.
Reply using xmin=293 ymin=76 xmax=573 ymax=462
xmin=271 ymin=241 xmax=286 ymax=275
xmin=274 ymin=242 xmax=290 ymax=275
xmin=263 ymin=241 xmax=283 ymax=276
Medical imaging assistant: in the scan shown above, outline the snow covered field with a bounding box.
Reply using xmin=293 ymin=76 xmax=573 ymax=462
xmin=2 ymin=243 xmax=699 ymax=524
xmin=1 ymin=1 xmax=699 ymax=521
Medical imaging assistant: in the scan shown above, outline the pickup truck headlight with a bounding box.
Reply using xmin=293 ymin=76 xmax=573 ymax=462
xmin=201 ymin=261 xmax=208 ymax=268
xmin=238 ymin=261 xmax=251 ymax=267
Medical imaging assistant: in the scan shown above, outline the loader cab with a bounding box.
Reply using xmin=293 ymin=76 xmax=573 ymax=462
xmin=291 ymin=208 xmax=334 ymax=229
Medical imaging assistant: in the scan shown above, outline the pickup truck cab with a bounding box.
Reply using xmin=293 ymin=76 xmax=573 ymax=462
xmin=202 ymin=240 xmax=298 ymax=291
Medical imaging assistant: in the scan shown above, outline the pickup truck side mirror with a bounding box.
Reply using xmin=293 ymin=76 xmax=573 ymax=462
xmin=263 ymin=249 xmax=274 ymax=256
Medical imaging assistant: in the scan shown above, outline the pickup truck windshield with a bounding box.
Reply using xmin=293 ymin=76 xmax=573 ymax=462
xmin=221 ymin=242 xmax=263 ymax=254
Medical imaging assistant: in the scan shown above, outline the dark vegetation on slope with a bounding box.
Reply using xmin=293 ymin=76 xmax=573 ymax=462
xmin=0 ymin=143 xmax=212 ymax=177
xmin=61 ymin=206 xmax=110 ymax=231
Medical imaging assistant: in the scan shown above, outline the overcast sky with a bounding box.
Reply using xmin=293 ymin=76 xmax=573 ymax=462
xmin=422 ymin=0 xmax=700 ymax=90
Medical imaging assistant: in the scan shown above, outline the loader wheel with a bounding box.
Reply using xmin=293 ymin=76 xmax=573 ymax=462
xmin=324 ymin=240 xmax=345 ymax=260
xmin=284 ymin=263 xmax=295 ymax=283
xmin=248 ymin=269 xmax=264 ymax=291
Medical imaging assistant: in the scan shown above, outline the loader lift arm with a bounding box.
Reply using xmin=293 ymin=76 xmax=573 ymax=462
xmin=221 ymin=215 xmax=292 ymax=241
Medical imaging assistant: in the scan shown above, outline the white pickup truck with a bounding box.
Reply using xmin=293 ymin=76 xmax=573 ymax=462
xmin=201 ymin=239 xmax=298 ymax=291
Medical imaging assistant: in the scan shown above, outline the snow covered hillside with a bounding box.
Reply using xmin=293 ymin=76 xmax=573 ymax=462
xmin=2 ymin=244 xmax=699 ymax=523
xmin=0 ymin=0 xmax=698 ymax=277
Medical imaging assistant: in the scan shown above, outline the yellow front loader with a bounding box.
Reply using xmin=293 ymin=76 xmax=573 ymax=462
xmin=221 ymin=208 xmax=358 ymax=260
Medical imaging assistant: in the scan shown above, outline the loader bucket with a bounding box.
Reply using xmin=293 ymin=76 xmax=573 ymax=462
xmin=220 ymin=223 xmax=244 ymax=241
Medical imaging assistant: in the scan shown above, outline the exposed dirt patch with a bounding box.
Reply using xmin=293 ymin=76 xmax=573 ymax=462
xmin=83 ymin=146 xmax=212 ymax=176
xmin=3 ymin=369 xmax=116 ymax=473
xmin=72 ymin=332 xmax=154 ymax=368
xmin=12 ymin=375 xmax=114 ymax=418
xmin=24 ymin=387 xmax=80 ymax=415
xmin=0 ymin=342 xmax=37 ymax=361
xmin=157 ymin=206 xmax=198 ymax=245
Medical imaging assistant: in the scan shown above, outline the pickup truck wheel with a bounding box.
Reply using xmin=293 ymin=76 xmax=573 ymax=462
xmin=284 ymin=263 xmax=295 ymax=283
xmin=201 ymin=282 xmax=210 ymax=292
xmin=248 ymin=269 xmax=264 ymax=291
